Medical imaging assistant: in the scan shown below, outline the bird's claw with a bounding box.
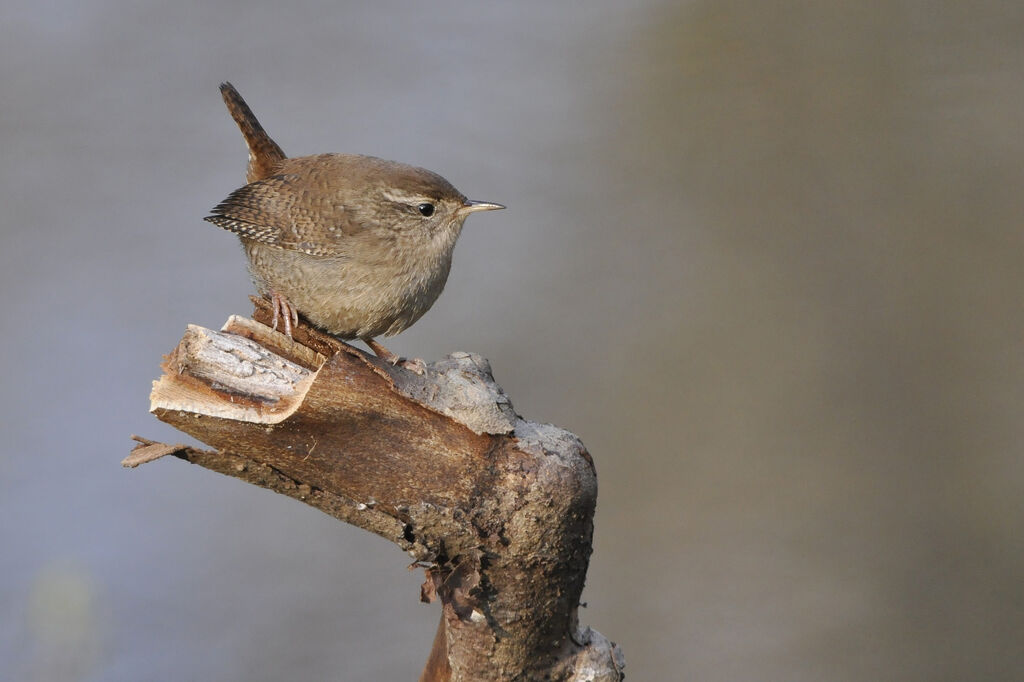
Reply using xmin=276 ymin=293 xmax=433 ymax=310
xmin=270 ymin=292 xmax=299 ymax=337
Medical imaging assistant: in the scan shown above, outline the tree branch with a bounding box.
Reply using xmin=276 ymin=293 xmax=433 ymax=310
xmin=126 ymin=299 xmax=624 ymax=681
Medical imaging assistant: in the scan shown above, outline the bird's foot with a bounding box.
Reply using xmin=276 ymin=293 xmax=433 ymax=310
xmin=400 ymin=357 xmax=427 ymax=375
xmin=269 ymin=292 xmax=299 ymax=338
xmin=364 ymin=338 xmax=426 ymax=374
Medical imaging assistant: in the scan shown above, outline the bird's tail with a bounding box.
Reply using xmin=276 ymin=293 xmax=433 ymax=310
xmin=218 ymin=82 xmax=287 ymax=183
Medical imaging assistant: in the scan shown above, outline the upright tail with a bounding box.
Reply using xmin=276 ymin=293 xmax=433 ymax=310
xmin=218 ymin=82 xmax=287 ymax=183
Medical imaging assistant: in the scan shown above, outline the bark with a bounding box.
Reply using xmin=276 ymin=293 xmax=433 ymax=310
xmin=125 ymin=299 xmax=624 ymax=681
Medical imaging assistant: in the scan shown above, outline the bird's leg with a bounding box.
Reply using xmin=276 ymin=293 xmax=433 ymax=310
xmin=269 ymin=292 xmax=298 ymax=338
xmin=364 ymin=338 xmax=400 ymax=364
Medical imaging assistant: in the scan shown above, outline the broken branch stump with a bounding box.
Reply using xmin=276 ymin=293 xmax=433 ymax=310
xmin=125 ymin=301 xmax=624 ymax=681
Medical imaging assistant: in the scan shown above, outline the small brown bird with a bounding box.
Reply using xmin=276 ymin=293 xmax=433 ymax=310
xmin=205 ymin=82 xmax=503 ymax=362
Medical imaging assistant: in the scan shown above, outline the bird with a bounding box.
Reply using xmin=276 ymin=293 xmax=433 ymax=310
xmin=205 ymin=82 xmax=504 ymax=363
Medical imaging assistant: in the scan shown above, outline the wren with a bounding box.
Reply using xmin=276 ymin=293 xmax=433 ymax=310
xmin=205 ymin=82 xmax=503 ymax=362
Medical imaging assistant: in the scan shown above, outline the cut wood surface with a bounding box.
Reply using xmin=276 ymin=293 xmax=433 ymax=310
xmin=127 ymin=298 xmax=624 ymax=681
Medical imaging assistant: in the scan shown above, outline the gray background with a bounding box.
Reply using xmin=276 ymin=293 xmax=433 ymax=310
xmin=2 ymin=1 xmax=1022 ymax=680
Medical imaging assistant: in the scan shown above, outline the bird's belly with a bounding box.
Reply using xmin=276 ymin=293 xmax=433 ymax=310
xmin=244 ymin=241 xmax=449 ymax=339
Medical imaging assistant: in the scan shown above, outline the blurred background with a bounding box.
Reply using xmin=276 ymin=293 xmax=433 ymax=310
xmin=2 ymin=1 xmax=1022 ymax=680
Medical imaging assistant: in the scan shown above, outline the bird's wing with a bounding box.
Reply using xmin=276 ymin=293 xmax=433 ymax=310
xmin=204 ymin=173 xmax=365 ymax=256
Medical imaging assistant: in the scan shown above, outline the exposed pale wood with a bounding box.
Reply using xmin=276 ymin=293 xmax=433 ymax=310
xmin=130 ymin=305 xmax=624 ymax=681
xmin=221 ymin=314 xmax=327 ymax=370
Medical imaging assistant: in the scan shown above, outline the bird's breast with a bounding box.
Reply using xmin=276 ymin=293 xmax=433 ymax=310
xmin=243 ymin=238 xmax=454 ymax=339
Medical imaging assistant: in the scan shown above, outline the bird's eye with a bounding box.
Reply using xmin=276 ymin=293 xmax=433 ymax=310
xmin=417 ymin=203 xmax=435 ymax=217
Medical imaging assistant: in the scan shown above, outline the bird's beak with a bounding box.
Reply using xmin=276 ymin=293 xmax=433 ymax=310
xmin=460 ymin=200 xmax=505 ymax=215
